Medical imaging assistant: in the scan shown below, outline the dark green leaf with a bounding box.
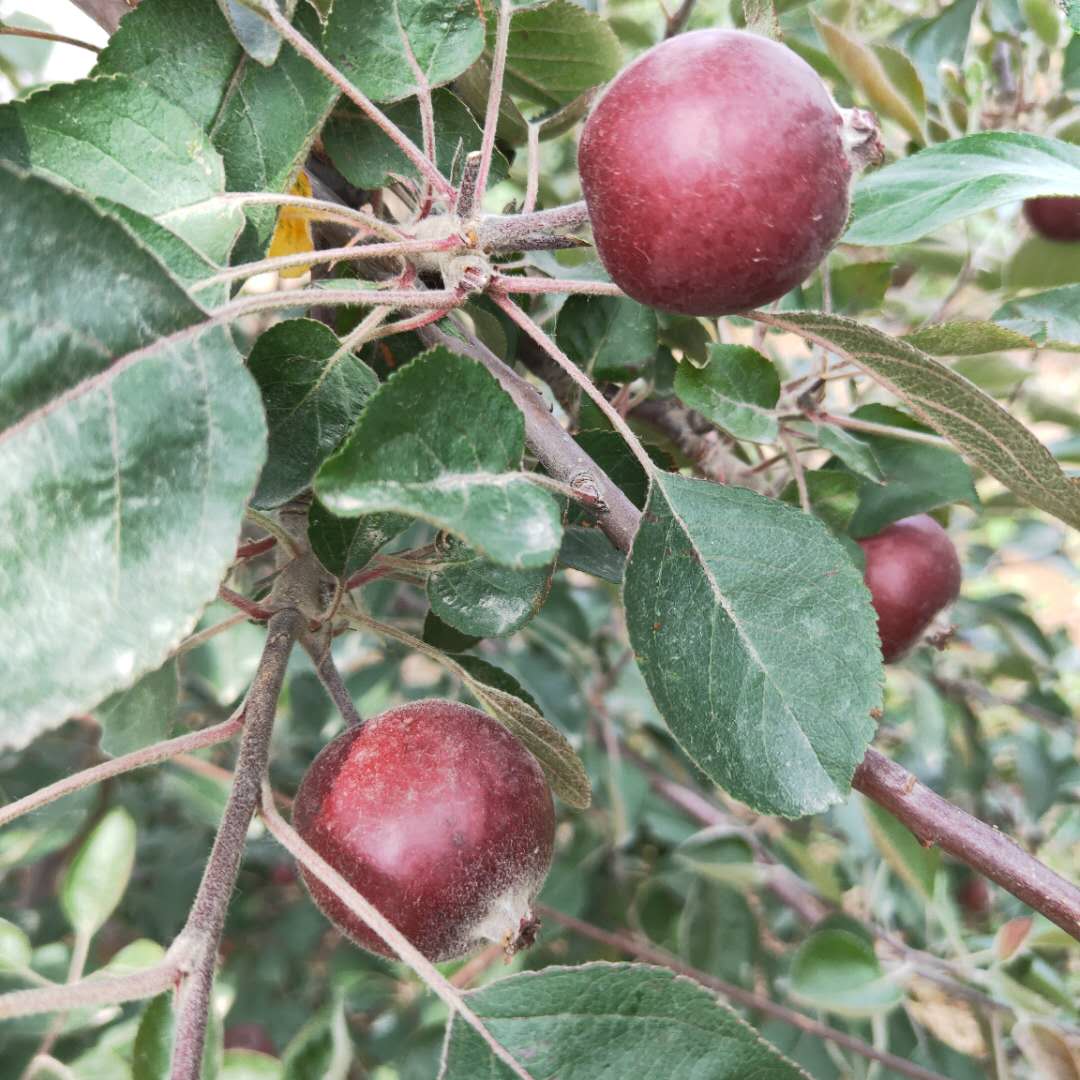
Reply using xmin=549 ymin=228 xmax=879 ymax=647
xmin=624 ymin=473 xmax=882 ymax=818
xmin=993 ymin=285 xmax=1080 ymax=349
xmin=779 ymin=470 xmax=863 ymax=535
xmin=315 ymin=348 xmax=563 ymax=569
xmin=61 ymin=807 xmax=137 ymax=938
xmin=557 ymin=525 xmax=626 ymax=582
xmin=454 ymin=655 xmax=542 ymax=715
xmin=307 ymin=500 xmax=408 ymax=579
xmin=674 ymin=344 xmax=780 ymax=443
xmin=790 ymin=928 xmax=904 ymax=1016
xmin=0 ymin=167 xmax=265 ymax=750
xmin=133 ymin=994 xmax=174 ymax=1080
xmin=890 ymin=0 xmax=977 ymax=100
xmin=847 ymin=133 xmax=1080 ymax=246
xmin=250 ymin=319 xmax=379 ymax=509
xmin=98 ymin=660 xmax=179 ymax=757
xmin=422 ymin=610 xmax=481 ymax=652
xmin=440 ymin=964 xmax=808 ymax=1079
xmin=556 ymin=295 xmax=658 ymax=382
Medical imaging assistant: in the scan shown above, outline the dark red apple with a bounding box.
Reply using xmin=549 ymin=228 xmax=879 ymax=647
xmin=224 ymin=1023 xmax=276 ymax=1056
xmin=1023 ymin=196 xmax=1080 ymax=242
xmin=293 ymin=700 xmax=555 ymax=962
xmin=857 ymin=514 xmax=961 ymax=663
xmin=577 ymin=29 xmax=883 ymax=316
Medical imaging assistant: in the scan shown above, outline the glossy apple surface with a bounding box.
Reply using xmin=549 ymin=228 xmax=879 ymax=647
xmin=293 ymin=700 xmax=555 ymax=962
xmin=578 ymin=29 xmax=876 ymax=315
xmin=1023 ymin=196 xmax=1080 ymax=242
xmin=857 ymin=514 xmax=961 ymax=663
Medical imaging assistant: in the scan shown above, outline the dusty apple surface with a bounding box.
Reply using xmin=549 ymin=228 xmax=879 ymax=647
xmin=578 ymin=29 xmax=877 ymax=315
xmin=1023 ymin=195 xmax=1080 ymax=241
xmin=858 ymin=514 xmax=962 ymax=662
xmin=293 ymin=700 xmax=555 ymax=962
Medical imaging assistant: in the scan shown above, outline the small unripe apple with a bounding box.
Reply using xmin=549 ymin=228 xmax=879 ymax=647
xmin=293 ymin=700 xmax=555 ymax=962
xmin=1023 ymin=196 xmax=1080 ymax=242
xmin=857 ymin=514 xmax=961 ymax=663
xmin=577 ymin=29 xmax=883 ymax=316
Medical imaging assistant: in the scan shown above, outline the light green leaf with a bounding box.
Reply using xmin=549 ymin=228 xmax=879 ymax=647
xmin=847 ymin=132 xmax=1080 ymax=246
xmin=1006 ymin=234 xmax=1080 ymax=290
xmin=0 ymin=75 xmax=241 ymax=263
xmin=216 ymin=0 xmax=290 ymax=66
xmin=61 ymin=807 xmax=137 ymax=938
xmin=814 ymin=423 xmax=885 ymax=484
xmin=863 ymin=797 xmax=940 ymax=899
xmin=98 ymin=659 xmax=179 ymax=757
xmin=101 ymin=939 xmax=168 ymax=975
xmin=499 ymin=0 xmax=623 ymax=109
xmin=0 ymin=166 xmax=265 ymax=751
xmin=768 ymin=312 xmax=1080 ymax=531
xmin=324 ymin=89 xmax=507 ymax=190
xmin=323 ymin=0 xmax=484 ymax=103
xmin=790 ymin=928 xmax=904 ymax=1017
xmin=890 ymin=0 xmax=977 ymax=101
xmin=674 ymin=344 xmax=780 ymax=443
xmin=0 ymin=918 xmax=32 ymax=971
xmin=222 ymin=1050 xmax=284 ymax=1079
xmin=556 ymin=294 xmax=658 ymax=382
xmin=902 ymin=320 xmax=1038 ymax=355
xmin=316 ymin=349 xmax=563 ymax=569
xmin=624 ymin=473 xmax=882 ymax=818
xmin=250 ymin=320 xmax=379 ymax=509
xmin=428 ymin=537 xmax=553 ymax=638
xmin=282 ymin=993 xmax=352 ymax=1080
xmin=440 ymin=964 xmax=809 ymax=1079
xmin=994 ymin=284 xmax=1080 ymax=350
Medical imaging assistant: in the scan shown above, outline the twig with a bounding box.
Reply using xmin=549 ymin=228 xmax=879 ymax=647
xmin=522 ymin=123 xmax=541 ymax=214
xmin=492 ymin=275 xmax=623 ymax=297
xmin=473 ymin=0 xmax=512 ymax=207
xmin=780 ymin=429 xmax=810 ymax=512
xmin=663 ymin=0 xmax=698 ymax=37
xmin=456 ymin=152 xmax=483 ymax=219
xmin=245 ymin=509 xmax=303 ymax=558
xmin=810 ymin=411 xmax=948 ymax=448
xmin=853 ymin=750 xmax=1080 ymax=941
xmin=0 ymin=711 xmax=244 ymax=829
xmin=259 ymin=791 xmax=535 ymax=1080
xmin=489 ymin=293 xmax=655 ymax=473
xmin=538 ymin=905 xmax=950 ymax=1080
xmin=218 ymin=584 xmax=274 ymax=623
xmin=236 ymin=536 xmax=277 ymax=561
xmin=0 ymin=26 xmax=100 ymax=53
xmin=169 ymin=609 xmax=303 ymax=1080
xmin=299 ymin=631 xmax=362 ymax=727
xmin=213 ymin=286 xmax=461 ymax=321
xmin=259 ymin=2 xmax=456 ymax=205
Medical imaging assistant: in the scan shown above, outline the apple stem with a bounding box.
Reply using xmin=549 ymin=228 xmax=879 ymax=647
xmin=471 ymin=0 xmax=513 ymax=212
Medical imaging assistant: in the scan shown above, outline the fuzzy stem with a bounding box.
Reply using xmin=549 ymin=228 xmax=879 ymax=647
xmin=299 ymin=632 xmax=362 ymax=727
xmin=259 ymin=3 xmax=455 ymax=204
xmin=811 ymin=411 xmax=948 ymax=448
xmin=455 ymin=152 xmax=483 ymax=219
xmin=0 ymin=712 xmax=244 ymax=829
xmin=259 ymin=792 xmax=535 ymax=1080
xmin=169 ymin=609 xmax=303 ymax=1080
xmin=473 ymin=0 xmax=512 ymax=208
xmin=0 ymin=26 xmax=100 ymax=52
xmin=522 ymin=123 xmax=541 ymax=215
xmin=212 ymin=287 xmax=460 ymax=321
xmin=493 ymin=275 xmax=623 ymax=297
xmin=490 ymin=293 xmax=654 ymax=472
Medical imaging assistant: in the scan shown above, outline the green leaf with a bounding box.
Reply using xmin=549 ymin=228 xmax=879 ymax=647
xmin=307 ymin=500 xmax=408 ymax=579
xmin=557 ymin=525 xmax=626 ymax=582
xmin=1020 ymin=0 xmax=1063 ymax=45
xmin=97 ymin=659 xmax=180 ymax=758
xmin=994 ymin=285 xmax=1080 ymax=349
xmin=624 ymin=473 xmax=882 ymax=818
xmin=902 ymin=320 xmax=1038 ymax=355
xmin=847 ymin=133 xmax=1080 ymax=246
xmin=798 ymin=261 xmax=895 ymax=315
xmin=890 ymin=0 xmax=977 ymax=101
xmin=323 ymin=0 xmax=484 ymax=103
xmin=282 ymin=994 xmax=352 ymax=1080
xmin=678 ymin=879 xmax=758 ymax=982
xmin=454 ymin=655 xmax=541 ymax=714
xmin=222 ymin=1050 xmax=284 ymax=1079
xmin=324 ymin=89 xmax=507 ymax=190
xmin=814 ymin=423 xmax=885 ymax=484
xmin=133 ymin=994 xmax=174 ymax=1080
xmin=61 ymin=807 xmax=137 ymax=938
xmin=779 ymin=470 xmax=863 ymax=535
xmin=440 ymin=964 xmax=808 ymax=1079
xmin=1005 ymin=234 xmax=1080 ymax=290
xmin=863 ymin=797 xmax=940 ymax=899
xmin=423 ymin=610 xmax=482 ymax=651
xmin=250 ymin=320 xmax=379 ymax=509
xmin=0 ymin=75 xmax=241 ymax=263
xmin=812 ymin=15 xmax=924 ymax=142
xmin=500 ymin=0 xmax=623 ymax=109
xmin=315 ymin=348 xmax=563 ymax=569
xmin=768 ymin=312 xmax=1080 ymax=531
xmin=0 ymin=918 xmax=32 ymax=971
xmin=101 ymin=939 xmax=168 ymax=974
xmin=1068 ymin=0 xmax=1080 ymax=33
xmin=0 ymin=167 xmax=265 ymax=751
xmin=216 ymin=0 xmax=289 ymax=66
xmin=556 ymin=295 xmax=659 ymax=382
xmin=674 ymin=344 xmax=780 ymax=444
xmin=790 ymin=928 xmax=904 ymax=1017
xmin=428 ymin=536 xmax=553 ymax=638
xmin=573 ymin=429 xmax=662 ymax=512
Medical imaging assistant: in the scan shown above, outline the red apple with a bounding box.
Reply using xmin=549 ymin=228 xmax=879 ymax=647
xmin=857 ymin=514 xmax=961 ymax=663
xmin=577 ymin=29 xmax=882 ymax=316
xmin=1023 ymin=196 xmax=1080 ymax=242
xmin=224 ymin=1023 xmax=276 ymax=1056
xmin=293 ymin=700 xmax=555 ymax=962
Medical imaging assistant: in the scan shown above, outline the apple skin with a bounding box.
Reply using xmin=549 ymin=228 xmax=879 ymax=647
xmin=578 ymin=29 xmax=877 ymax=316
xmin=857 ymin=514 xmax=961 ymax=663
xmin=293 ymin=700 xmax=555 ymax=962
xmin=1023 ymin=196 xmax=1080 ymax=242
xmin=224 ymin=1023 xmax=277 ymax=1056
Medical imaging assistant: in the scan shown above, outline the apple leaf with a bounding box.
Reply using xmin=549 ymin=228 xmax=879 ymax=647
xmin=98 ymin=660 xmax=180 ymax=758
xmin=440 ymin=964 xmax=808 ymax=1079
xmin=846 ymin=132 xmax=1080 ymax=246
xmin=790 ymin=928 xmax=904 ymax=1017
xmin=767 ymin=312 xmax=1080 ymax=530
xmin=556 ymin=294 xmax=658 ymax=382
xmin=315 ymin=349 xmax=563 ymax=570
xmin=993 ymin=285 xmax=1080 ymax=351
xmin=902 ymin=320 xmax=1037 ymax=355
xmin=624 ymin=473 xmax=882 ymax=818
xmin=674 ymin=344 xmax=780 ymax=444
xmin=0 ymin=166 xmax=265 ymax=751
xmin=61 ymin=808 xmax=137 ymax=939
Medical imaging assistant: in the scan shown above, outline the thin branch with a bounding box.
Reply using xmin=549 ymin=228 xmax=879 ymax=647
xmin=259 ymin=792 xmax=535 ymax=1080
xmin=476 ymin=202 xmax=590 ymax=254
xmin=456 ymin=152 xmax=483 ymax=219
xmin=0 ymin=711 xmax=244 ymax=829
xmin=492 ymin=275 xmax=624 ymax=298
xmin=780 ymin=429 xmax=810 ymax=512
xmin=664 ymin=0 xmax=699 ymax=37
xmin=245 ymin=509 xmax=304 ymax=557
xmin=236 ymin=535 xmax=277 ymax=560
xmin=0 ymin=26 xmax=100 ymax=53
xmin=218 ymin=584 xmax=274 ymax=623
xmin=540 ymin=906 xmax=949 ymax=1080
xmin=853 ymin=750 xmax=1080 ymax=942
xmin=212 ymin=286 xmax=460 ymax=321
xmin=473 ymin=0 xmax=512 ymax=207
xmin=490 ymin=292 xmax=655 ymax=472
xmin=522 ymin=123 xmax=541 ymax=214
xmin=811 ymin=411 xmax=948 ymax=448
xmin=259 ymin=3 xmax=456 ymax=205
xmin=170 ymin=608 xmax=303 ymax=1080
xmin=299 ymin=631 xmax=362 ymax=727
